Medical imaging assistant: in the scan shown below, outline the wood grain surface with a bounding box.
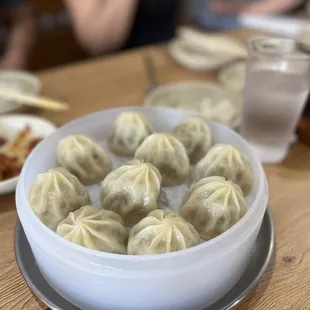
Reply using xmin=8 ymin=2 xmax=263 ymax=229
xmin=1 ymin=29 xmax=310 ymax=309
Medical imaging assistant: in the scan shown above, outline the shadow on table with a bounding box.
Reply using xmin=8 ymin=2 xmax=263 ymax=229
xmin=280 ymin=143 xmax=310 ymax=171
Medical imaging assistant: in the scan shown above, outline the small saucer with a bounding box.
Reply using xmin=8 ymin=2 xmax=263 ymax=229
xmin=0 ymin=70 xmax=41 ymax=114
xmin=15 ymin=209 xmax=274 ymax=310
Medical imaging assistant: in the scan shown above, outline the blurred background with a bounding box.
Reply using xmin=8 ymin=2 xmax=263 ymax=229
xmin=3 ymin=0 xmax=87 ymax=71
xmin=1 ymin=0 xmax=310 ymax=71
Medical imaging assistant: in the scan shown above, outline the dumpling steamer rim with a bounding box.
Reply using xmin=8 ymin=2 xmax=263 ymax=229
xmin=14 ymin=209 xmax=274 ymax=310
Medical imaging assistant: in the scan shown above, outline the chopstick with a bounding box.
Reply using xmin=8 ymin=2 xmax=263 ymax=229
xmin=0 ymin=88 xmax=69 ymax=111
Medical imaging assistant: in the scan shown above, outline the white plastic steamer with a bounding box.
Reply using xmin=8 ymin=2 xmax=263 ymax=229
xmin=16 ymin=107 xmax=268 ymax=310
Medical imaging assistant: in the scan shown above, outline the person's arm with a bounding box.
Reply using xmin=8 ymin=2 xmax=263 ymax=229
xmin=1 ymin=1 xmax=37 ymax=69
xmin=209 ymin=0 xmax=303 ymax=15
xmin=65 ymin=0 xmax=139 ymax=55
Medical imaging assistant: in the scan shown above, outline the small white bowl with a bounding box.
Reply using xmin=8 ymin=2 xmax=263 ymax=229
xmin=0 ymin=70 xmax=41 ymax=114
xmin=0 ymin=115 xmax=56 ymax=195
xmin=144 ymin=81 xmax=242 ymax=129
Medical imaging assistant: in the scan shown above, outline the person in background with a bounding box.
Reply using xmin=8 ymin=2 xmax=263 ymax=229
xmin=65 ymin=0 xmax=180 ymax=55
xmin=0 ymin=0 xmax=37 ymax=69
xmin=65 ymin=0 xmax=307 ymax=55
xmin=189 ymin=0 xmax=305 ymax=30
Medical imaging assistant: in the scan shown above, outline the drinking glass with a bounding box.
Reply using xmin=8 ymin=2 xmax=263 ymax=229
xmin=241 ymin=36 xmax=310 ymax=164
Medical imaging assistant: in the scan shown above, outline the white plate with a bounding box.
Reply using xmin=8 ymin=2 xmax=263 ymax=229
xmin=0 ymin=115 xmax=56 ymax=195
xmin=168 ymin=39 xmax=235 ymax=71
xmin=176 ymin=27 xmax=247 ymax=59
xmin=144 ymin=81 xmax=242 ymax=129
xmin=169 ymin=27 xmax=247 ymax=72
xmin=0 ymin=71 xmax=41 ymax=114
xmin=218 ymin=61 xmax=246 ymax=92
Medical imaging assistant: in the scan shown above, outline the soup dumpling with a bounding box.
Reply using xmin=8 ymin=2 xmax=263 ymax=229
xmin=135 ymin=133 xmax=189 ymax=186
xmin=171 ymin=117 xmax=212 ymax=164
xmin=195 ymin=144 xmax=253 ymax=195
xmin=57 ymin=205 xmax=128 ymax=254
xmin=180 ymin=176 xmax=246 ymax=240
xmin=29 ymin=167 xmax=91 ymax=230
xmin=108 ymin=112 xmax=153 ymax=156
xmin=57 ymin=134 xmax=112 ymax=184
xmin=128 ymin=209 xmax=200 ymax=255
xmin=101 ymin=160 xmax=162 ymax=224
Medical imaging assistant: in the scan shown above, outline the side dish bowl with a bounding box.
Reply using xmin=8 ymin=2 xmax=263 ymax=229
xmin=16 ymin=107 xmax=268 ymax=310
xmin=0 ymin=115 xmax=56 ymax=195
xmin=144 ymin=81 xmax=242 ymax=129
xmin=0 ymin=70 xmax=41 ymax=114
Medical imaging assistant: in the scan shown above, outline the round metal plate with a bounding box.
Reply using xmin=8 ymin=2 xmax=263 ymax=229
xmin=15 ymin=209 xmax=274 ymax=310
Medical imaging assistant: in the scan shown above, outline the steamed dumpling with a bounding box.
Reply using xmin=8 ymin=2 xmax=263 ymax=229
xmin=135 ymin=133 xmax=189 ymax=186
xmin=57 ymin=134 xmax=112 ymax=184
xmin=180 ymin=176 xmax=246 ymax=240
xmin=101 ymin=160 xmax=162 ymax=224
xmin=195 ymin=144 xmax=253 ymax=195
xmin=108 ymin=112 xmax=153 ymax=156
xmin=57 ymin=205 xmax=128 ymax=254
xmin=171 ymin=117 xmax=212 ymax=164
xmin=128 ymin=209 xmax=200 ymax=255
xmin=29 ymin=167 xmax=91 ymax=230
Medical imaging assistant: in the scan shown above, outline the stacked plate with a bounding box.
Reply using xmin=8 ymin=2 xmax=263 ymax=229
xmin=168 ymin=27 xmax=247 ymax=71
xmin=149 ymin=27 xmax=248 ymax=130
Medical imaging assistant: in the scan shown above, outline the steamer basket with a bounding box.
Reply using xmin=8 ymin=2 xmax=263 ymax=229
xmin=16 ymin=107 xmax=268 ymax=310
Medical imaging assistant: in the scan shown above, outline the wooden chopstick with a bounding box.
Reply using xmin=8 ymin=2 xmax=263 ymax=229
xmin=0 ymin=88 xmax=69 ymax=111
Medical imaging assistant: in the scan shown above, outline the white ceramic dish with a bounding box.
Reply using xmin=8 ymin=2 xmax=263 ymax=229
xmin=176 ymin=27 xmax=247 ymax=59
xmin=168 ymin=39 xmax=235 ymax=71
xmin=0 ymin=115 xmax=56 ymax=195
xmin=16 ymin=107 xmax=268 ymax=310
xmin=0 ymin=70 xmax=41 ymax=114
xmin=144 ymin=81 xmax=242 ymax=128
xmin=218 ymin=62 xmax=246 ymax=92
xmin=169 ymin=27 xmax=247 ymax=72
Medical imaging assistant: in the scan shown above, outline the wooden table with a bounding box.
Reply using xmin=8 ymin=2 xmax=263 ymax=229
xmin=1 ymin=30 xmax=310 ymax=310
